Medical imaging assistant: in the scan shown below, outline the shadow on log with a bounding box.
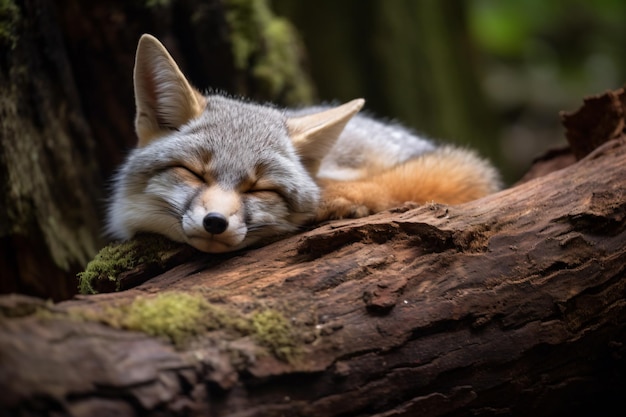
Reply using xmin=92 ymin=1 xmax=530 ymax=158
xmin=1 ymin=90 xmax=626 ymax=416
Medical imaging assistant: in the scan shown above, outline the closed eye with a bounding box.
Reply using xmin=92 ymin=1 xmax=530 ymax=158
xmin=245 ymin=177 xmax=277 ymax=193
xmin=246 ymin=188 xmax=280 ymax=196
xmin=245 ymin=182 xmax=287 ymax=201
xmin=169 ymin=165 xmax=206 ymax=183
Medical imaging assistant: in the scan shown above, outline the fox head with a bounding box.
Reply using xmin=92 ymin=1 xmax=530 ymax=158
xmin=106 ymin=34 xmax=364 ymax=253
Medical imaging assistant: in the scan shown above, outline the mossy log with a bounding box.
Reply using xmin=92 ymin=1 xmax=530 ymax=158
xmin=1 ymin=90 xmax=626 ymax=416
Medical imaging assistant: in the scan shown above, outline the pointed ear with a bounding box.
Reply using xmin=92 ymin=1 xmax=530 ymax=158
xmin=133 ymin=34 xmax=206 ymax=147
xmin=286 ymin=99 xmax=364 ymax=174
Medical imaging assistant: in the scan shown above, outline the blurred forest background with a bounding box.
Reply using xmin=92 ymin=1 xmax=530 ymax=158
xmin=274 ymin=0 xmax=626 ymax=181
xmin=1 ymin=0 xmax=625 ymax=301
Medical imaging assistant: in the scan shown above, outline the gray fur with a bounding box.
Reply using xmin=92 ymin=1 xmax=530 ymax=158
xmin=107 ymin=95 xmax=321 ymax=252
xmin=288 ymin=107 xmax=436 ymax=180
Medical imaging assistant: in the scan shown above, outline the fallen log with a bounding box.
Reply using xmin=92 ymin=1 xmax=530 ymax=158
xmin=1 ymin=90 xmax=625 ymax=416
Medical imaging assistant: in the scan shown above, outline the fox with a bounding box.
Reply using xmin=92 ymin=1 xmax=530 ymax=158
xmin=106 ymin=34 xmax=501 ymax=253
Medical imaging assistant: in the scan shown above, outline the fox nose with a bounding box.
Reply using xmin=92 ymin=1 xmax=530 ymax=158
xmin=203 ymin=212 xmax=228 ymax=234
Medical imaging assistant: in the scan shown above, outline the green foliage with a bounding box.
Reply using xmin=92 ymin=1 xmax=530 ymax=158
xmin=469 ymin=0 xmax=626 ymax=76
xmin=469 ymin=1 xmax=553 ymax=57
xmin=465 ymin=0 xmax=626 ymax=179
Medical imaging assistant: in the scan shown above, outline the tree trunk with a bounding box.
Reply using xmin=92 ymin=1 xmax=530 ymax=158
xmin=0 ymin=0 xmax=103 ymax=300
xmin=0 ymin=0 xmax=314 ymax=301
xmin=1 ymin=90 xmax=625 ymax=416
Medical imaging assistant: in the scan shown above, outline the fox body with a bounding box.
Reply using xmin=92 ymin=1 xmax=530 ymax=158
xmin=107 ymin=34 xmax=501 ymax=253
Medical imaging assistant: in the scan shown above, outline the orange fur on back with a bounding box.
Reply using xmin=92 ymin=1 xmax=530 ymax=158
xmin=316 ymin=145 xmax=500 ymax=221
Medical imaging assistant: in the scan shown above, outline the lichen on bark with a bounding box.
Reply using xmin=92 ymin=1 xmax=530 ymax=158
xmin=223 ymin=0 xmax=315 ymax=105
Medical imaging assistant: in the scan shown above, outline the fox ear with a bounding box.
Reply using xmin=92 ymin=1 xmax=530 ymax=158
xmin=133 ymin=34 xmax=206 ymax=147
xmin=286 ymin=99 xmax=364 ymax=174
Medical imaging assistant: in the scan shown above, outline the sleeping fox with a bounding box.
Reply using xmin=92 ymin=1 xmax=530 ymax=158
xmin=106 ymin=34 xmax=501 ymax=253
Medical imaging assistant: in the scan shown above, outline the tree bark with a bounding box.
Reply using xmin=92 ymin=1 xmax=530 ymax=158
xmin=0 ymin=0 xmax=103 ymax=300
xmin=1 ymin=90 xmax=625 ymax=416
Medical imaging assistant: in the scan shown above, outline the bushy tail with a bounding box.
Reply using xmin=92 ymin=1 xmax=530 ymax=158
xmin=381 ymin=145 xmax=501 ymax=205
xmin=316 ymin=145 xmax=501 ymax=220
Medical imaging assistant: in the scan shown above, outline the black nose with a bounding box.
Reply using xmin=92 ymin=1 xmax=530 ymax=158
xmin=203 ymin=212 xmax=228 ymax=234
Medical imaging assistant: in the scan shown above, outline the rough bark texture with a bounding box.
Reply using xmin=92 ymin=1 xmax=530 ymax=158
xmin=561 ymin=87 xmax=626 ymax=160
xmin=1 ymin=90 xmax=625 ymax=416
xmin=0 ymin=0 xmax=103 ymax=300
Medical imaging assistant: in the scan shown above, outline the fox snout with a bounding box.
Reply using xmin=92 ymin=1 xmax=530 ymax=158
xmin=202 ymin=212 xmax=229 ymax=234
xmin=181 ymin=186 xmax=248 ymax=253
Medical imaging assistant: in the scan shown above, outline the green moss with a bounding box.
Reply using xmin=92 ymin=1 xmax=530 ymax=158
xmin=224 ymin=0 xmax=259 ymax=71
xmin=224 ymin=0 xmax=314 ymax=105
xmin=108 ymin=292 xmax=234 ymax=345
xmin=119 ymin=292 xmax=207 ymax=344
xmin=77 ymin=234 xmax=183 ymax=294
xmin=0 ymin=0 xmax=19 ymax=50
xmin=254 ymin=19 xmax=314 ymax=104
xmin=75 ymin=291 xmax=299 ymax=360
xmin=250 ymin=309 xmax=299 ymax=361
